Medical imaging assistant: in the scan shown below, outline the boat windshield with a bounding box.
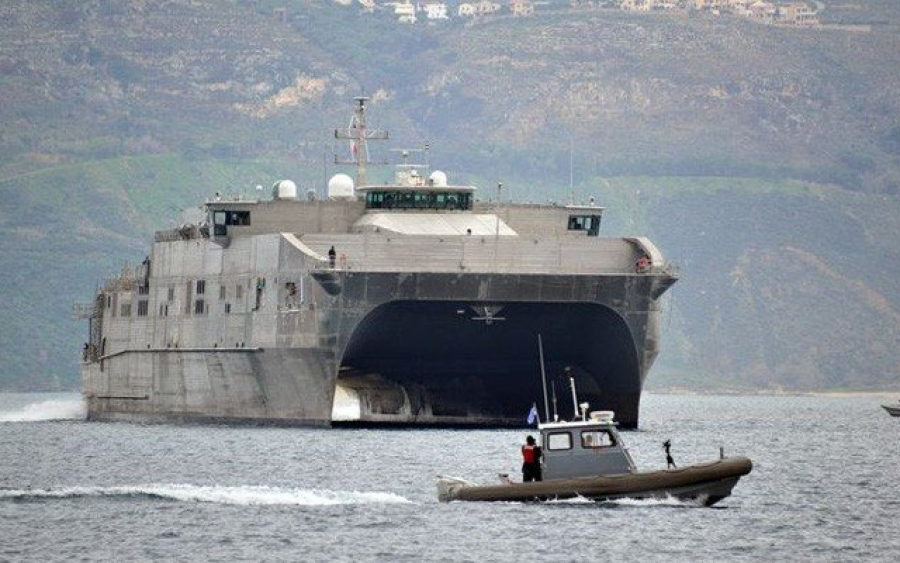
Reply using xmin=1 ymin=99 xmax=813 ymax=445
xmin=581 ymin=429 xmax=616 ymax=448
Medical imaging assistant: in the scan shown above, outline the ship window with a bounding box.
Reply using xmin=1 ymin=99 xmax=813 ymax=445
xmin=159 ymin=304 xmax=168 ymax=317
xmin=167 ymin=287 xmax=175 ymax=302
xmin=212 ymin=210 xmax=251 ymax=235
xmin=225 ymin=303 xmax=231 ymax=314
xmin=219 ymin=285 xmax=227 ymax=300
xmin=194 ymin=299 xmax=205 ymax=315
xmin=196 ymin=280 xmax=206 ymax=294
xmin=138 ymin=285 xmax=149 ymax=296
xmin=546 ymin=432 xmax=573 ymax=451
xmin=364 ymin=190 xmax=473 ymax=211
xmin=567 ymin=214 xmax=601 ymax=236
xmin=120 ymin=303 xmax=132 ymax=317
xmin=213 ymin=210 xmax=251 ymax=226
xmin=137 ymin=300 xmax=149 ymax=317
xmin=581 ymin=430 xmax=616 ymax=449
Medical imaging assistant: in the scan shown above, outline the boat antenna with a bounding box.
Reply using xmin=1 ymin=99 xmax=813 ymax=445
xmin=566 ymin=366 xmax=579 ymax=420
xmin=537 ymin=334 xmax=550 ymax=422
xmin=551 ymin=380 xmax=558 ymax=422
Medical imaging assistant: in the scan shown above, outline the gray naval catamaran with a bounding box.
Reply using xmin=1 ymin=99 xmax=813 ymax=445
xmin=79 ymin=97 xmax=678 ymax=428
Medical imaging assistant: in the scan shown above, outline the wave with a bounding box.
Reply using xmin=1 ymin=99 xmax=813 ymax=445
xmin=0 ymin=484 xmax=411 ymax=506
xmin=0 ymin=398 xmax=86 ymax=422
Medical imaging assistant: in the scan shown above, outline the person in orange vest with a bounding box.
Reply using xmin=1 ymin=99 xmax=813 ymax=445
xmin=521 ymin=435 xmax=543 ymax=482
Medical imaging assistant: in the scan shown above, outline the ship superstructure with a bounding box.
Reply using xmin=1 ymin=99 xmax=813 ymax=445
xmin=80 ymin=98 xmax=677 ymax=428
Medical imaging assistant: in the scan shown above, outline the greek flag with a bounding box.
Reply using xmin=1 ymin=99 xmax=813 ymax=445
xmin=526 ymin=404 xmax=538 ymax=425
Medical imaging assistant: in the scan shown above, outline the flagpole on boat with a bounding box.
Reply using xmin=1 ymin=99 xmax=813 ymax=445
xmin=538 ymin=333 xmax=550 ymax=423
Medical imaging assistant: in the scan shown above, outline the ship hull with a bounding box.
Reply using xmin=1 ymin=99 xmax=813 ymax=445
xmin=82 ymin=205 xmax=676 ymax=429
xmin=83 ymin=270 xmax=667 ymax=428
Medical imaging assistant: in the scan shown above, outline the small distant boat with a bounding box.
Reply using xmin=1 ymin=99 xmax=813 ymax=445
xmin=882 ymin=402 xmax=900 ymax=417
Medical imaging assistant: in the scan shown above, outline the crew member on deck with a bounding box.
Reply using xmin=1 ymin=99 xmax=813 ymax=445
xmin=522 ymin=435 xmax=543 ymax=482
xmin=664 ymin=439 xmax=677 ymax=468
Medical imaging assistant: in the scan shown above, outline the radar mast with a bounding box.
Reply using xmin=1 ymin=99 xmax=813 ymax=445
xmin=334 ymin=96 xmax=390 ymax=187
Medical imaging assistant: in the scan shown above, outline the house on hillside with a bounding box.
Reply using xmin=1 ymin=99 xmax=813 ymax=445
xmin=621 ymin=0 xmax=653 ymax=12
xmin=357 ymin=0 xmax=377 ymax=12
xmin=694 ymin=0 xmax=737 ymax=11
xmin=420 ymin=0 xmax=450 ymax=19
xmin=509 ymin=0 xmax=535 ymax=16
xmin=390 ymin=0 xmax=418 ymax=22
xmin=458 ymin=1 xmax=502 ymax=17
xmin=748 ymin=0 xmax=777 ymax=22
xmin=777 ymin=2 xmax=818 ymax=25
xmin=459 ymin=3 xmax=476 ymax=16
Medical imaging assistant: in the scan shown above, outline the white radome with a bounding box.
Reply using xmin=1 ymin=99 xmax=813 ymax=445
xmin=328 ymin=173 xmax=355 ymax=199
xmin=429 ymin=170 xmax=448 ymax=187
xmin=272 ymin=179 xmax=298 ymax=200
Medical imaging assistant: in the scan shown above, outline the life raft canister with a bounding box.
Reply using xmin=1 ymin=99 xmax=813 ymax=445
xmin=522 ymin=444 xmax=538 ymax=463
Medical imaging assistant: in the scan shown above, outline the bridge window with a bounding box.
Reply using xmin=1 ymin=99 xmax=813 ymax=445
xmin=212 ymin=210 xmax=251 ymax=236
xmin=567 ymin=214 xmax=601 ymax=236
xmin=365 ymin=190 xmax=472 ymax=211
xmin=546 ymin=431 xmax=573 ymax=451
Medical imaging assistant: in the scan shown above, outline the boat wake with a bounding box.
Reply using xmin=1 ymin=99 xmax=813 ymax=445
xmin=542 ymin=494 xmax=706 ymax=508
xmin=0 ymin=398 xmax=86 ymax=422
xmin=0 ymin=484 xmax=412 ymax=506
xmin=604 ymin=495 xmax=707 ymax=508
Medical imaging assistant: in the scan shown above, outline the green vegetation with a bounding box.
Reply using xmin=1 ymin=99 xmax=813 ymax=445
xmin=1 ymin=1 xmax=899 ymax=391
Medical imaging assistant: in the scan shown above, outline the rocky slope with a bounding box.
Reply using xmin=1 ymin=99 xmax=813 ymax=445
xmin=1 ymin=0 xmax=899 ymax=391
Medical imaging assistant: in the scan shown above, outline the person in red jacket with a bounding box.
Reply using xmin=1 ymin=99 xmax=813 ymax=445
xmin=521 ymin=435 xmax=543 ymax=482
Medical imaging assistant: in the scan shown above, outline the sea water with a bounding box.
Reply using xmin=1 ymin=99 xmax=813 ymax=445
xmin=1 ymin=392 xmax=898 ymax=562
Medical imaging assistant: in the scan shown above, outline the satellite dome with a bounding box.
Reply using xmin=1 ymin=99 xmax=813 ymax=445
xmin=328 ymin=173 xmax=355 ymax=199
xmin=429 ymin=170 xmax=448 ymax=187
xmin=272 ymin=179 xmax=298 ymax=200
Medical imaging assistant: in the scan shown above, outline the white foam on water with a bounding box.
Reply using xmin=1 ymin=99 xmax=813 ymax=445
xmin=0 ymin=398 xmax=86 ymax=422
xmin=543 ymin=495 xmax=594 ymax=504
xmin=541 ymin=494 xmax=705 ymax=508
xmin=609 ymin=494 xmax=706 ymax=508
xmin=0 ymin=484 xmax=412 ymax=506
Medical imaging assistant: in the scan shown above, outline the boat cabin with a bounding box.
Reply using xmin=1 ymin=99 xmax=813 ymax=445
xmin=538 ymin=411 xmax=636 ymax=479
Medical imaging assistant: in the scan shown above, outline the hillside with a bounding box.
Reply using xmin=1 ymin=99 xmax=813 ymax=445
xmin=1 ymin=0 xmax=899 ymax=391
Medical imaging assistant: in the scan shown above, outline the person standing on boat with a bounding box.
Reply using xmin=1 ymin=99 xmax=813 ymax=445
xmin=664 ymin=439 xmax=677 ymax=468
xmin=522 ymin=435 xmax=542 ymax=482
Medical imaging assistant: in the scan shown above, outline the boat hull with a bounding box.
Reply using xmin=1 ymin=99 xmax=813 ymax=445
xmin=437 ymin=456 xmax=753 ymax=506
xmin=882 ymin=404 xmax=900 ymax=417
